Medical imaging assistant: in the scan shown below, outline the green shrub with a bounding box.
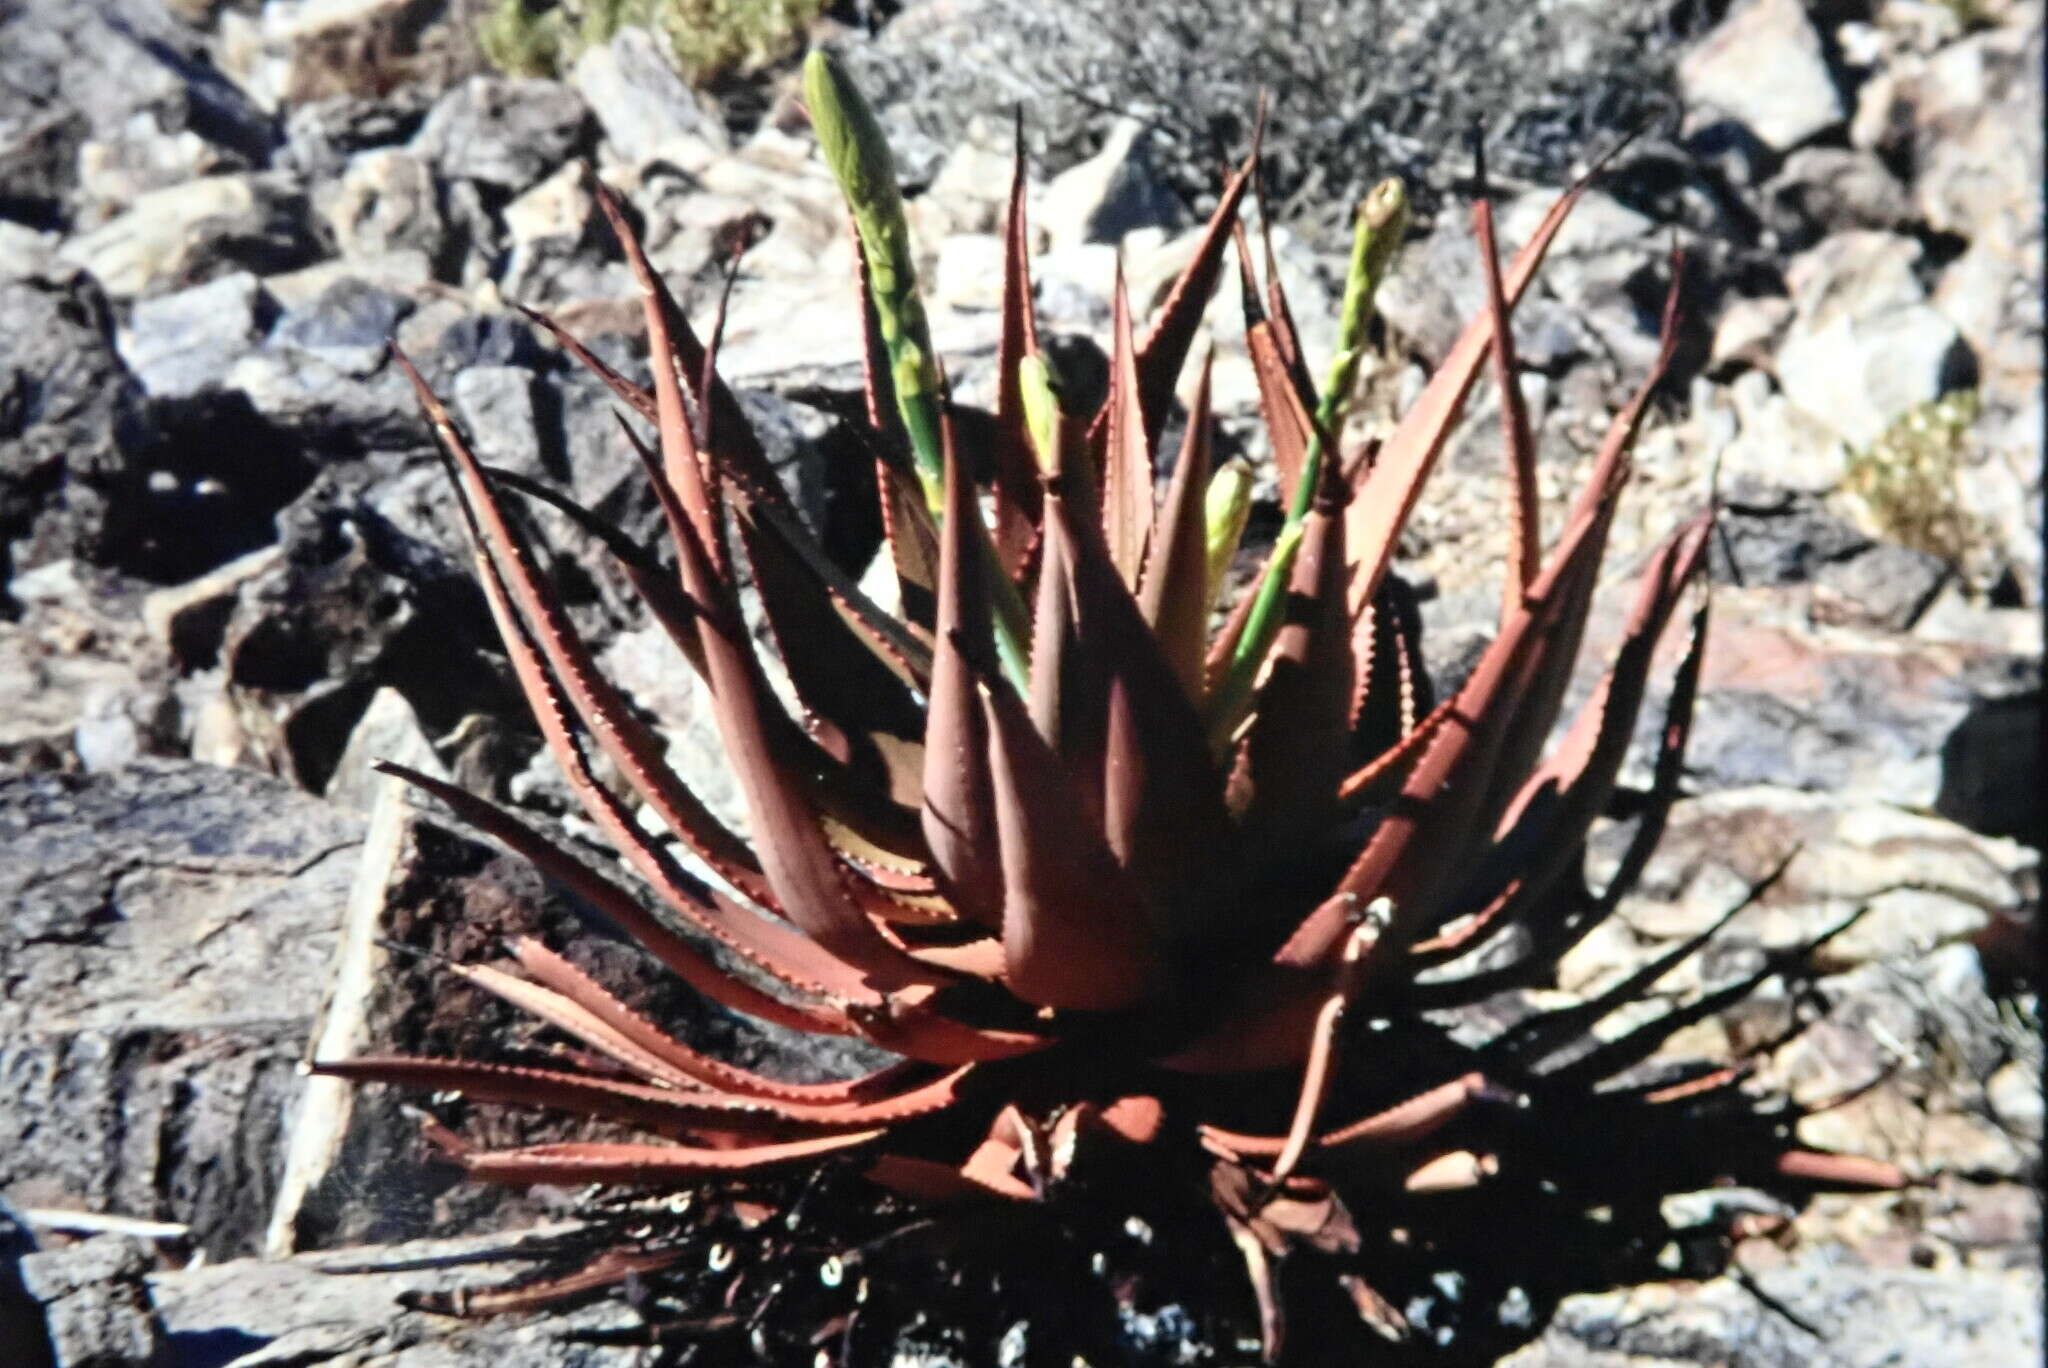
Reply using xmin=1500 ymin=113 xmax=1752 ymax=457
xmin=1845 ymin=391 xmax=1984 ymax=565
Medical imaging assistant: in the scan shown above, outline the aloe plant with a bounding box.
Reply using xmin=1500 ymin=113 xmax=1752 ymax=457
xmin=319 ymin=61 xmax=1904 ymax=1364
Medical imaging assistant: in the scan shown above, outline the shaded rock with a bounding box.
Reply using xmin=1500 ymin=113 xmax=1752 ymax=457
xmin=0 ymin=761 xmax=363 ymax=1259
xmin=1680 ymin=588 xmax=2041 ymax=828
xmin=1711 ymin=489 xmax=1873 ymax=586
xmin=0 ymin=270 xmax=164 ymax=583
xmin=1775 ymin=231 xmax=1970 ymax=447
xmin=1678 ymin=0 xmax=1844 ymax=151
xmin=141 ymin=544 xmax=286 ymax=669
xmin=1810 ymin=541 xmax=1949 ymax=631
xmin=316 ymin=147 xmax=447 ymax=264
xmin=1035 ymin=118 xmax=1185 ymax=250
xmin=115 ymin=271 xmax=269 ymax=400
xmin=1760 ymin=146 xmax=1914 ymax=252
xmin=324 ymin=685 xmax=450 ymax=813
xmin=57 ymin=174 xmax=317 ymax=301
xmin=0 ymin=111 xmax=87 ymax=232
xmin=0 ymin=0 xmax=273 ymax=235
xmin=216 ymin=473 xmax=513 ymax=794
xmin=411 ymin=75 xmax=594 ymax=195
xmin=1574 ymin=787 xmax=2035 ymax=988
xmin=571 ymin=23 xmax=728 ymax=169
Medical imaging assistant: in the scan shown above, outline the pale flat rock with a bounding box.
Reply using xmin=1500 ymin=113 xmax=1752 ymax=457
xmin=1679 ymin=0 xmax=1845 ymax=150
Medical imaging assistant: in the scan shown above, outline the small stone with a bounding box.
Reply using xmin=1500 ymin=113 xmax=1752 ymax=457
xmin=317 ymin=148 xmax=446 ymax=263
xmin=1678 ymin=0 xmax=1845 ymax=151
xmin=324 ymin=686 xmax=449 ymax=814
xmin=58 ymin=174 xmax=317 ymax=300
xmin=450 ymin=366 xmax=546 ymax=480
xmin=1810 ymin=542 xmax=1950 ymax=632
xmin=571 ymin=24 xmax=728 ymax=169
xmin=1775 ymin=232 xmax=1970 ymax=448
xmin=1034 ymin=119 xmax=1184 ymax=250
xmin=411 ymin=75 xmax=594 ymax=194
xmin=1709 ymin=294 xmax=1793 ymax=372
xmin=270 ymin=278 xmax=415 ymax=373
xmin=1760 ymin=146 xmax=1913 ymax=251
xmin=117 ymin=272 xmax=268 ymax=399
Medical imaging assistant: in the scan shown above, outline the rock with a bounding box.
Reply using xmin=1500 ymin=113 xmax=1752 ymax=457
xmin=571 ymin=23 xmax=729 ymax=169
xmin=272 ymin=277 xmax=415 ymax=366
xmin=16 ymin=1235 xmax=157 ymax=1368
xmin=499 ymin=161 xmax=620 ymax=307
xmin=0 ymin=562 xmax=177 ymax=773
xmin=1708 ymin=293 xmax=1792 ymax=372
xmin=1775 ymin=232 xmax=1970 ymax=448
xmin=277 ymin=87 xmax=435 ymax=182
xmin=317 ymin=147 xmax=447 ymax=264
xmin=1935 ymin=241 xmax=2042 ymax=411
xmin=1678 ymin=588 xmax=2042 ymax=831
xmin=932 ymin=231 xmax=1006 ymax=312
xmin=324 ymin=685 xmax=450 ymax=813
xmin=914 ymin=119 xmax=1017 ymax=240
xmin=1034 ymin=118 xmax=1184 ymax=250
xmin=451 ymin=365 xmax=547 ymax=481
xmin=1760 ymin=146 xmax=1913 ymax=252
xmin=0 ymin=271 xmax=164 ymax=582
xmin=1678 ymin=0 xmax=1845 ymax=152
xmin=1710 ymin=369 xmax=1849 ymax=495
xmin=115 ymin=271 xmax=269 ymax=400
xmin=215 ymin=474 xmax=513 ymax=794
xmin=74 ymin=118 xmax=244 ymax=228
xmin=1501 ymin=1250 xmax=2038 ymax=1368
xmin=1711 ymin=489 xmax=1873 ymax=586
xmin=56 ymin=174 xmax=318 ymax=301
xmin=1853 ymin=18 xmax=2044 ymax=266
xmin=1810 ymin=541 xmax=1950 ymax=631
xmin=411 ymin=75 xmax=595 ymax=195
xmin=0 ymin=761 xmax=363 ymax=1258
xmin=141 ymin=544 xmax=287 ymax=668
xmin=142 ymin=1229 xmax=644 ymax=1366
xmin=215 ymin=0 xmax=443 ymax=113
xmin=1574 ymin=787 xmax=2035 ymax=987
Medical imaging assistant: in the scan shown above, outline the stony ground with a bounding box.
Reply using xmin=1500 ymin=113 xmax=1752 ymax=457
xmin=0 ymin=1 xmax=2040 ymax=1365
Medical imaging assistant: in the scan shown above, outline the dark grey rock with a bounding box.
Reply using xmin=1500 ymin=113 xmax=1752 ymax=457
xmin=0 ymin=270 xmax=164 ymax=586
xmin=278 ymin=87 xmax=435 ymax=183
xmin=216 ymin=472 xmax=515 ymax=793
xmin=1761 ymin=146 xmax=1915 ymax=253
xmin=1811 ymin=541 xmax=1950 ymax=632
xmin=1710 ymin=496 xmax=1873 ymax=586
xmin=272 ymin=278 xmax=416 ymax=363
xmin=411 ymin=75 xmax=595 ymax=195
xmin=0 ymin=762 xmax=363 ymax=1260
